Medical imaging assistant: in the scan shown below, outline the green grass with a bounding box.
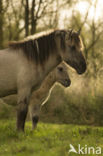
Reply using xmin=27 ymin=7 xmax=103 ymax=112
xmin=0 ymin=120 xmax=103 ymax=156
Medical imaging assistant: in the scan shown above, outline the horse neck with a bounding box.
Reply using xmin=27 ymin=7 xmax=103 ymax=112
xmin=41 ymin=71 xmax=56 ymax=92
xmin=43 ymin=54 xmax=61 ymax=77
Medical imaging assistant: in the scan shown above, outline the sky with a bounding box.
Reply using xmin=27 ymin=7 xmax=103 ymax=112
xmin=59 ymin=0 xmax=103 ymax=28
xmin=76 ymin=0 xmax=103 ymax=21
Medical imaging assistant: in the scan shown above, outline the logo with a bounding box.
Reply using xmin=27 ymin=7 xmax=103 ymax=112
xmin=68 ymin=144 xmax=102 ymax=155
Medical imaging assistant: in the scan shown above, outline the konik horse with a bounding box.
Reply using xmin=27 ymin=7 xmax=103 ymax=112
xmin=0 ymin=29 xmax=86 ymax=131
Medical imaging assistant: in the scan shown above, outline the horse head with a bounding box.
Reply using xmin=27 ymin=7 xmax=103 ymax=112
xmin=55 ymin=30 xmax=86 ymax=74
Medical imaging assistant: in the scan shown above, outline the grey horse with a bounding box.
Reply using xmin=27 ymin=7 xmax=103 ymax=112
xmin=0 ymin=29 xmax=86 ymax=131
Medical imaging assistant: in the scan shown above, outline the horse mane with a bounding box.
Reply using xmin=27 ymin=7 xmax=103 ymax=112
xmin=9 ymin=30 xmax=58 ymax=64
xmin=8 ymin=29 xmax=82 ymax=64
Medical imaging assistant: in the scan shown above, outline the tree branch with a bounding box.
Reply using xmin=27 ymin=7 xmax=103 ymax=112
xmin=35 ymin=0 xmax=42 ymax=18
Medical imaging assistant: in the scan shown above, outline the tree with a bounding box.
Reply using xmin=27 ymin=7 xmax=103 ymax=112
xmin=0 ymin=0 xmax=3 ymax=48
xmin=25 ymin=0 xmax=29 ymax=36
xmin=30 ymin=0 xmax=56 ymax=35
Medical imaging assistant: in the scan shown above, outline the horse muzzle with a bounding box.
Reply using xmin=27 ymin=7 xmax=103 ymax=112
xmin=60 ymin=79 xmax=71 ymax=87
xmin=77 ymin=61 xmax=87 ymax=75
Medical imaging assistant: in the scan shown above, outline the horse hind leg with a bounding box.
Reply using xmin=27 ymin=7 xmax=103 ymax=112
xmin=32 ymin=115 xmax=39 ymax=129
xmin=29 ymin=103 xmax=40 ymax=130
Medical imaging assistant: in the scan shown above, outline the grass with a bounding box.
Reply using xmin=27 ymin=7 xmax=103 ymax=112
xmin=0 ymin=119 xmax=103 ymax=156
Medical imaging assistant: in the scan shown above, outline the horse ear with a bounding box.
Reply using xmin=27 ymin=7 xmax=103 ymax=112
xmin=61 ymin=32 xmax=66 ymax=50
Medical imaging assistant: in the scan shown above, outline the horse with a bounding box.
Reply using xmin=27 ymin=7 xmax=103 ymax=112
xmin=29 ymin=62 xmax=71 ymax=129
xmin=2 ymin=62 xmax=71 ymax=129
xmin=0 ymin=29 xmax=86 ymax=131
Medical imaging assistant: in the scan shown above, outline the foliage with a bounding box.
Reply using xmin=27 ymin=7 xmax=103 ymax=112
xmin=0 ymin=0 xmax=59 ymax=48
xmin=0 ymin=119 xmax=103 ymax=156
xmin=40 ymin=85 xmax=103 ymax=126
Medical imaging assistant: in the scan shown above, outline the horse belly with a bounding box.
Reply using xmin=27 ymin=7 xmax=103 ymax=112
xmin=0 ymin=50 xmax=17 ymax=97
xmin=0 ymin=70 xmax=17 ymax=97
xmin=0 ymin=77 xmax=17 ymax=97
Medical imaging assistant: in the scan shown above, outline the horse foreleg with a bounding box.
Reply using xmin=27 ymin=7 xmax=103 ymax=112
xmin=17 ymin=99 xmax=28 ymax=131
xmin=17 ymin=88 xmax=31 ymax=132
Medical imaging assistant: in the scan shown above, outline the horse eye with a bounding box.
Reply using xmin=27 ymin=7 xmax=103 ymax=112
xmin=58 ymin=67 xmax=63 ymax=72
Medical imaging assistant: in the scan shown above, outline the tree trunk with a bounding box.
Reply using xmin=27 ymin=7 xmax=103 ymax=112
xmin=25 ymin=0 xmax=29 ymax=36
xmin=31 ymin=0 xmax=36 ymax=34
xmin=0 ymin=0 xmax=3 ymax=48
xmin=31 ymin=19 xmax=36 ymax=35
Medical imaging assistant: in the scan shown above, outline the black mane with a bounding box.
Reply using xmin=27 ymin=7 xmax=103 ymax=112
xmin=9 ymin=30 xmax=59 ymax=64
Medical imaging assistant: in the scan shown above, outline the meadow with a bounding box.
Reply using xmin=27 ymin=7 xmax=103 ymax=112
xmin=0 ymin=119 xmax=103 ymax=156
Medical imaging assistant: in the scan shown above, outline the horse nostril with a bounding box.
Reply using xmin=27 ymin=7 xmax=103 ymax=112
xmin=78 ymin=62 xmax=86 ymax=74
xmin=65 ymin=79 xmax=71 ymax=86
xmin=78 ymin=60 xmax=87 ymax=74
